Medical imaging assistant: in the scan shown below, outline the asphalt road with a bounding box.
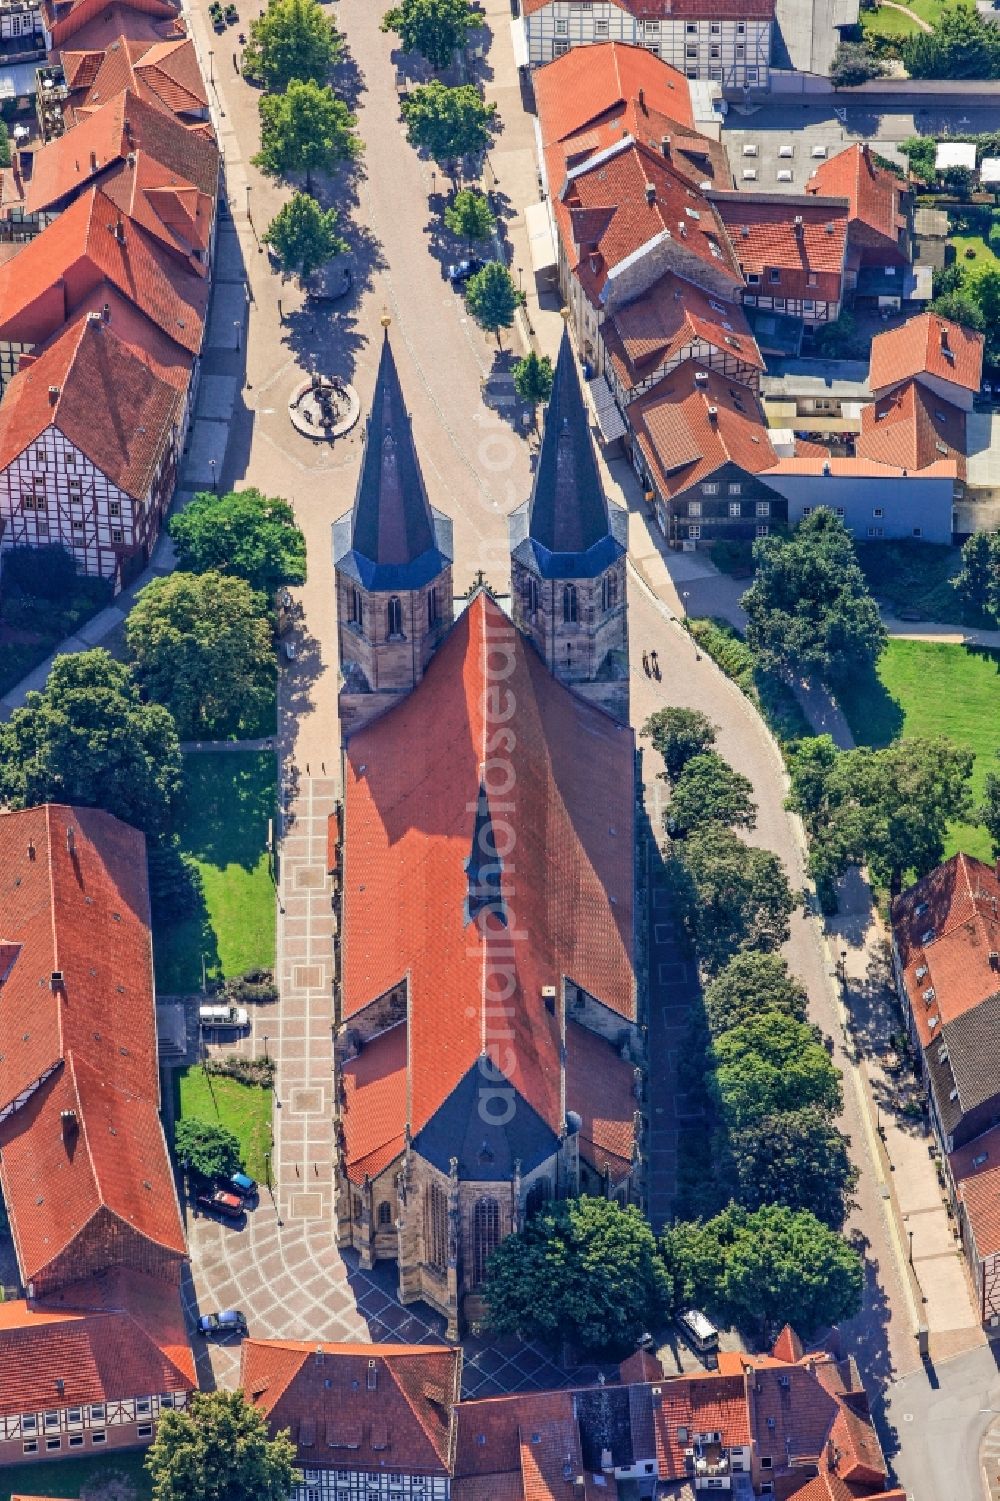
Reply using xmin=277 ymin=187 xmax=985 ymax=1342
xmin=881 ymin=1341 xmax=1000 ymax=1501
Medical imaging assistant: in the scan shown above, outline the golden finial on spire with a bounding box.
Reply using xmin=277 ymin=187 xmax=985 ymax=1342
xmin=560 ymin=306 xmax=570 ymax=322
xmin=380 ymin=310 xmax=392 ymax=330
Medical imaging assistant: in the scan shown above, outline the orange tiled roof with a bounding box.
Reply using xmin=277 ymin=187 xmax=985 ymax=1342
xmin=630 ymin=361 xmax=776 ymax=499
xmin=63 ymin=33 xmax=206 ymax=122
xmin=0 ymin=806 xmax=186 ymax=1288
xmin=955 ymin=1159 xmax=1000 ymax=1257
xmin=558 ymin=139 xmax=740 ymax=306
xmin=602 ymin=270 xmax=762 ymax=392
xmin=806 ymin=142 xmax=909 ymax=255
xmin=763 ymin=455 xmax=956 ymax=479
xmin=652 ymin=1371 xmax=750 ymax=1476
xmin=0 ymin=1270 xmax=194 ymax=1416
xmin=0 ymin=183 xmax=209 ymax=354
xmin=59 ymin=1 xmax=185 ymax=51
xmin=869 ymin=313 xmax=984 ymax=396
xmin=0 ymin=311 xmax=180 ymax=497
xmin=855 ymin=378 xmax=966 ymax=477
xmin=242 ymin=1341 xmax=462 ymax=1474
xmin=455 ymin=1391 xmax=578 ymax=1481
xmin=341 ymin=592 xmax=635 ymax=1149
xmin=534 ymin=41 xmax=695 ymax=143
xmin=43 ymin=0 xmax=179 ymax=45
xmin=340 ymin=1021 xmax=407 ymax=1185
xmin=891 ymin=853 xmax=1000 ymax=1049
xmin=565 ymin=1020 xmax=636 ymax=1181
xmin=713 ymin=193 xmax=848 ymax=302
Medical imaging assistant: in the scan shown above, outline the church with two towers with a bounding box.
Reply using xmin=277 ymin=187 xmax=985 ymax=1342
xmin=331 ymin=329 xmax=644 ymax=1339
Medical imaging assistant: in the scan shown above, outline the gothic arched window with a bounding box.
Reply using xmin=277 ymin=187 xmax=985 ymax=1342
xmin=563 ymin=583 xmax=578 ymax=624
xmin=425 ymin=1183 xmax=448 ymax=1273
xmin=472 ymin=1196 xmax=501 ymax=1286
xmin=387 ymin=594 xmax=404 ymax=638
xmin=524 ymin=575 xmax=539 ymax=618
xmin=377 ymin=1200 xmax=393 ymax=1228
xmin=349 ymin=585 xmax=363 ymax=630
xmin=427 ymin=586 xmax=439 ymax=628
xmin=525 ymin=1179 xmax=551 ymax=1218
xmin=602 ymin=570 xmax=618 ymax=613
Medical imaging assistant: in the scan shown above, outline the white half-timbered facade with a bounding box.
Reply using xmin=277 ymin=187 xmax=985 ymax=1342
xmin=525 ymin=0 xmax=772 ymax=88
xmin=0 ymin=1390 xmax=188 ymax=1464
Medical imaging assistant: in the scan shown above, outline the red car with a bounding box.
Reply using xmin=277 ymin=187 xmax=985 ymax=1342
xmin=197 ymin=1189 xmax=243 ymax=1220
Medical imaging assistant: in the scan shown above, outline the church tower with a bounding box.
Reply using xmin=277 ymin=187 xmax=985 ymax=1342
xmin=509 ymin=328 xmax=629 ymax=723
xmin=333 ymin=327 xmax=454 ymax=737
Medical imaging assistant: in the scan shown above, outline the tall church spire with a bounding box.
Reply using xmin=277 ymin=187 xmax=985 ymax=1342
xmin=346 ymin=328 xmax=443 ymax=589
xmin=333 ymin=325 xmax=454 ymax=738
xmin=525 ymin=327 xmax=616 ymax=576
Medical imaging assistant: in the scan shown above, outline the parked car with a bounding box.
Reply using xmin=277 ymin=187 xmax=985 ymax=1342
xmin=226 ymin=1171 xmax=259 ymax=1201
xmin=198 ymin=1002 xmax=249 ymax=1030
xmin=283 ymin=640 xmax=297 ymax=661
xmin=446 ymin=256 xmax=484 ymax=285
xmin=675 ymin=1308 xmax=720 ymax=1358
xmin=197 ymin=1189 xmax=244 ymax=1220
xmin=198 ymin=1310 xmax=248 ymax=1338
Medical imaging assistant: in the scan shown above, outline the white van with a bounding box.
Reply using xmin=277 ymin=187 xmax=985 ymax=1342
xmin=676 ymin=1308 xmax=720 ymax=1356
xmin=199 ymin=1003 xmax=249 ymax=1030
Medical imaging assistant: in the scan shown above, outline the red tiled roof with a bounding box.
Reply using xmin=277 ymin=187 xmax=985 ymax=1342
xmin=557 ymin=140 xmax=740 ymax=305
xmin=58 ymin=2 xmax=185 ymax=52
xmin=25 ymin=89 xmax=217 ymax=263
xmin=651 ymin=1372 xmax=750 ymax=1477
xmin=713 ymin=193 xmax=848 ymax=302
xmin=242 ymin=1341 xmax=462 ymax=1474
xmin=0 ymin=312 xmax=180 ymax=498
xmin=869 ymin=313 xmax=984 ymax=396
xmin=619 ymin=1348 xmax=665 ymax=1382
xmin=630 ymin=361 xmax=776 ymax=498
xmin=534 ymin=41 xmax=695 ymax=144
xmin=771 ymin=1326 xmax=804 ymax=1364
xmin=455 ymin=1391 xmax=578 ymax=1481
xmin=565 ymin=1021 xmax=635 ymax=1181
xmin=0 ymin=806 xmax=186 ymax=1288
xmin=955 ymin=1160 xmax=1000 ymax=1257
xmin=0 ymin=1269 xmax=194 ymax=1416
xmin=341 ymin=592 xmax=635 ymax=1147
xmin=134 ymin=37 xmax=208 ymax=114
xmin=763 ymin=455 xmax=955 ymax=479
xmin=43 ymin=0 xmax=180 ymax=46
xmin=891 ymin=853 xmax=1000 ymax=1049
xmin=855 ymin=378 xmax=966 ymax=477
xmin=525 ymin=0 xmax=773 ymax=17
xmin=341 ymin=1021 xmax=407 ymax=1185
xmin=602 ymin=270 xmax=761 ymax=392
xmin=806 ymin=143 xmax=909 ymax=256
xmin=0 ymin=183 xmax=209 ymax=354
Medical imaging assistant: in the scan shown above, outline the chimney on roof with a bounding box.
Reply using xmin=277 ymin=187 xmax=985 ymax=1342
xmin=707 ymin=405 xmax=718 ymax=423
xmin=102 ymin=301 xmax=111 ymax=322
xmin=61 ymin=1108 xmax=78 ymax=1137
xmin=51 ymin=970 xmax=64 ymax=992
xmin=940 ymin=325 xmax=950 ymax=351
xmin=793 ymin=214 xmax=804 ymax=236
xmin=600 ymin=1450 xmax=613 ymax=1474
xmin=314 ymin=1346 xmax=324 ymax=1365
xmin=127 ymin=151 xmax=136 ymax=167
xmin=90 ymin=149 xmax=97 ymax=170
xmin=48 ymin=384 xmax=60 ymax=403
xmin=66 ymin=825 xmax=74 ymax=855
xmin=638 ymin=87 xmax=646 ymax=112
xmin=695 ymin=370 xmax=709 ymax=385
xmin=645 ymin=182 xmax=656 ymax=206
xmin=114 ymin=217 xmax=125 ymax=242
xmin=822 ymin=460 xmax=831 ymax=476
xmin=989 ymin=950 xmax=999 ymax=970
xmin=55 ymin=1379 xmax=65 ymax=1396
xmin=660 ymin=135 xmax=671 ymax=159
xmin=27 ymin=840 xmax=35 ymax=860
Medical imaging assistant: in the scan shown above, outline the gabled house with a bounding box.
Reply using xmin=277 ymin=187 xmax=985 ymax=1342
xmin=522 ymin=0 xmax=774 ymax=90
xmin=60 ymin=33 xmax=208 ymax=127
xmin=806 ymin=142 xmax=914 ymax=303
xmin=712 ymin=192 xmax=850 ymax=331
xmin=868 ymin=312 xmax=984 ymax=411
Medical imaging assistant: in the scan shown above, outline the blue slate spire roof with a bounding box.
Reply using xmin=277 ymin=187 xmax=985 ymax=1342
xmin=509 ymin=328 xmax=625 ymax=580
xmin=333 ymin=329 xmax=452 ymax=590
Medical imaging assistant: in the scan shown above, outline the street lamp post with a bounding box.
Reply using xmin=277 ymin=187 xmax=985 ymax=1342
xmin=208 ymin=457 xmax=217 ymax=490
xmin=208 ymin=49 xmax=214 ymax=85
xmin=263 ymin=1033 xmax=269 ymax=1061
xmin=516 ymin=265 xmax=523 ymax=292
xmin=234 ymin=318 xmax=242 ymax=352
xmin=431 ymin=168 xmax=437 ymax=198
xmin=908 ymin=1228 xmax=914 ymax=1267
xmin=245 ymin=182 xmax=252 ymax=222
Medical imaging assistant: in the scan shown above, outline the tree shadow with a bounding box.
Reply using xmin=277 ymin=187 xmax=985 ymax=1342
xmin=331 ymin=46 xmax=366 ymax=112
xmin=835 ymin=663 xmax=905 ymax=748
xmin=176 ymin=751 xmax=276 ymax=872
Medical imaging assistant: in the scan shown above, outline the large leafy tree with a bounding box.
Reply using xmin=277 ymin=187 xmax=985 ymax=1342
xmin=902 ymin=2 xmax=1000 ymax=78
xmin=980 ymin=752 xmax=1000 ymax=859
xmin=0 ymin=649 xmax=181 ymax=835
xmin=126 ymin=572 xmax=275 ymax=740
xmin=741 ymin=508 xmax=886 ymax=686
xmin=263 ymin=192 xmax=347 ymax=283
xmin=513 ymin=351 xmax=554 ymax=428
xmin=465 ymin=260 xmax=522 ymax=346
xmin=402 ymin=81 xmax=497 ymax=176
xmin=175 ymin=1118 xmax=242 ymax=1181
xmin=443 ymin=186 xmax=495 ymax=245
xmin=170 ymin=488 xmax=306 ymax=594
xmin=643 ymin=706 xmax=717 ymax=782
xmin=829 ymin=40 xmax=885 ymax=86
xmin=955 ymin=530 xmax=1000 ymax=622
xmin=146 ymin=1390 xmax=296 ymax=1501
xmin=381 ymin=0 xmax=478 ymax=69
xmin=241 ymin=0 xmax=342 ymax=90
xmin=254 ymin=79 xmax=361 ymax=192
xmin=484 ymin=1197 xmax=671 ymax=1354
xmin=672 ymin=824 xmax=795 ymax=971
xmin=661 ymin=1203 xmax=864 ymax=1342
xmin=701 ymin=952 xmax=808 ymax=1038
xmin=667 ymin=751 xmax=757 ymax=837
xmin=787 ymin=733 xmax=974 ymax=894
xmin=709 ymin=1012 xmax=843 ymax=1128
xmin=720 ymin=1107 xmax=858 ymax=1230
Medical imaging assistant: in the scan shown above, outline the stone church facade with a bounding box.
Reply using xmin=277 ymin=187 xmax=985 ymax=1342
xmin=332 ymin=329 xmax=644 ymax=1340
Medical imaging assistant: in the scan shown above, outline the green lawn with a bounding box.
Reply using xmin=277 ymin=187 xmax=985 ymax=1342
xmin=952 ymin=233 xmax=1000 ymax=273
xmin=174 ymin=1065 xmax=272 ymax=1181
xmin=0 ymin=1451 xmax=153 ymax=1501
xmin=153 ymin=751 xmax=276 ymax=994
xmin=839 ymin=639 xmax=1000 ymax=862
xmin=862 ymin=4 xmax=922 ymax=36
xmin=854 ymin=539 xmax=975 ymax=627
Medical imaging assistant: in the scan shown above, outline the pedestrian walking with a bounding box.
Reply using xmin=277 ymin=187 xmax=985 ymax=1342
xmin=642 ymin=650 xmax=650 ymax=675
xmin=650 ymin=648 xmax=660 ymax=679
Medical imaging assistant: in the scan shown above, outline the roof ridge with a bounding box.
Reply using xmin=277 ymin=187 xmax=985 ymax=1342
xmin=382 ymin=1349 xmax=459 ymax=1466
